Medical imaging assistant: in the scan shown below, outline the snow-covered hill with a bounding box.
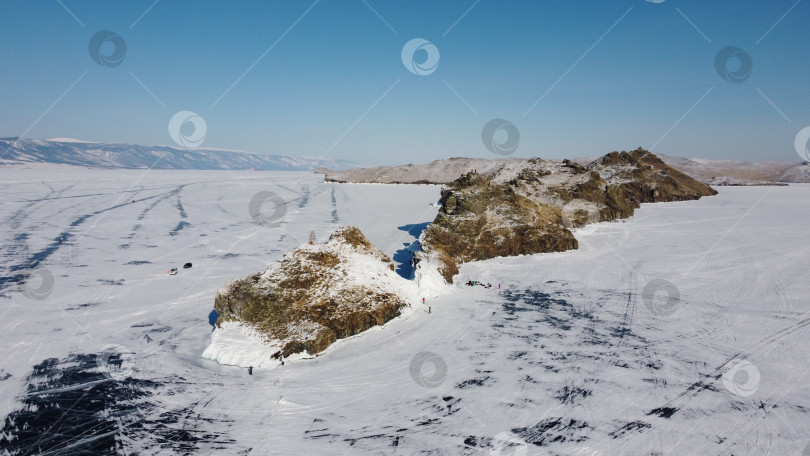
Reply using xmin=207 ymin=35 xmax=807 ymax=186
xmin=322 ymin=153 xmax=810 ymax=185
xmin=658 ymin=154 xmax=810 ymax=184
xmin=0 ymin=137 xmax=355 ymax=171
xmin=322 ymin=156 xmax=526 ymax=184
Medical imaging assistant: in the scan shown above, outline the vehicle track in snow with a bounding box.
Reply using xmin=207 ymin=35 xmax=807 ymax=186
xmin=1 ymin=184 xmax=193 ymax=294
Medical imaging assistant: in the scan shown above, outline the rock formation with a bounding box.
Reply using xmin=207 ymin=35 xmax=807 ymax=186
xmin=419 ymin=172 xmax=578 ymax=283
xmin=417 ymin=149 xmax=717 ymax=283
xmin=214 ymin=226 xmax=416 ymax=357
xmin=211 ymin=149 xmax=718 ymax=363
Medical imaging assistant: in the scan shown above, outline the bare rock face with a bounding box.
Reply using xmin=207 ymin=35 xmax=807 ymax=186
xmin=420 ymin=172 xmax=578 ymax=283
xmin=418 ymin=149 xmax=716 ymax=284
xmin=214 ymin=226 xmax=415 ymax=357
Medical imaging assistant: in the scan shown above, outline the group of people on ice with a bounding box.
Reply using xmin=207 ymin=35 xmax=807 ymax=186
xmin=465 ymin=280 xmax=499 ymax=289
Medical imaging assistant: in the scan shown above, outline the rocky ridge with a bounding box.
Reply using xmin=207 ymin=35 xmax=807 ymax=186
xmin=416 ymin=149 xmax=717 ymax=283
xmin=320 ymin=153 xmax=810 ymax=185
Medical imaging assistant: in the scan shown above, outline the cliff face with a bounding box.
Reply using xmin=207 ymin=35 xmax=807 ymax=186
xmin=214 ymin=226 xmax=416 ymax=357
xmin=420 ymin=172 xmax=578 ymax=283
xmin=418 ymin=149 xmax=717 ymax=284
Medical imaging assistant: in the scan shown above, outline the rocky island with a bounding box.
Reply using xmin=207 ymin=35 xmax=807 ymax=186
xmin=209 ymin=226 xmax=418 ymax=361
xmin=416 ymin=149 xmax=717 ymax=283
xmin=208 ymin=149 xmax=716 ymax=363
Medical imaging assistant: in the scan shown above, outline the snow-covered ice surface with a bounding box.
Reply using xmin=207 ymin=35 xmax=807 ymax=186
xmin=1 ymin=167 xmax=810 ymax=455
xmin=201 ymin=321 xmax=286 ymax=369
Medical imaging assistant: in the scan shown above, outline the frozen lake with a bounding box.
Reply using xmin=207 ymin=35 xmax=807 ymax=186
xmin=1 ymin=167 xmax=809 ymax=455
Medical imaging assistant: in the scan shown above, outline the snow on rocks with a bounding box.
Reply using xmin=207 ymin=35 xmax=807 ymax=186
xmin=208 ymin=226 xmax=421 ymax=366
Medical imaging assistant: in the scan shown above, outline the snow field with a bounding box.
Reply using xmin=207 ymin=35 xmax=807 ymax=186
xmin=1 ymin=168 xmax=809 ymax=454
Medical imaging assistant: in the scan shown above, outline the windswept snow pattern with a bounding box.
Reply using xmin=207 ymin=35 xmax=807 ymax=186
xmin=1 ymin=168 xmax=809 ymax=454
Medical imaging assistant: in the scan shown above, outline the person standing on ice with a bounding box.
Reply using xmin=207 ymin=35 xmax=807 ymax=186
xmin=248 ymin=366 xmax=253 ymax=375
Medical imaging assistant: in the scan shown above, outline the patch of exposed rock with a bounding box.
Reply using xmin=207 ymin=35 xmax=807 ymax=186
xmin=214 ymin=226 xmax=416 ymax=357
xmin=417 ymin=149 xmax=717 ymax=283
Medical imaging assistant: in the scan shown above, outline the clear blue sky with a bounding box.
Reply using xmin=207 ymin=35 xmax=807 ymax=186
xmin=1 ymin=0 xmax=808 ymax=165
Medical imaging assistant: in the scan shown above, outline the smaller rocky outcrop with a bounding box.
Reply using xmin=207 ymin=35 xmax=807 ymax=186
xmin=214 ymin=226 xmax=416 ymax=357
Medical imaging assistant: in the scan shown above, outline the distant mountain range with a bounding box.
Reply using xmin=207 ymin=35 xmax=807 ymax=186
xmin=656 ymin=154 xmax=810 ymax=184
xmin=4 ymin=137 xmax=807 ymax=185
xmin=0 ymin=137 xmax=356 ymax=171
xmin=321 ymin=153 xmax=810 ymax=185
